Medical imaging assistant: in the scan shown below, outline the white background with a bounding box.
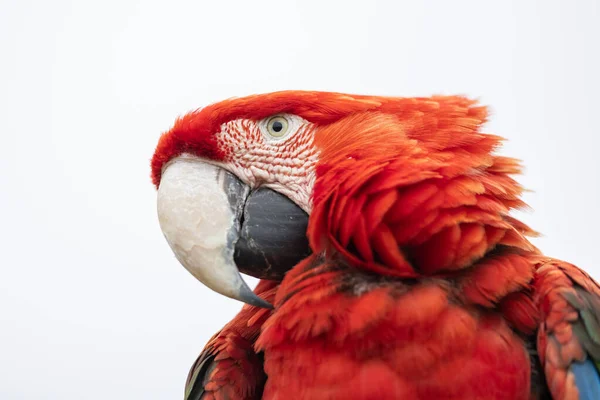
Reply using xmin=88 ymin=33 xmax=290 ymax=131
xmin=1 ymin=0 xmax=598 ymax=398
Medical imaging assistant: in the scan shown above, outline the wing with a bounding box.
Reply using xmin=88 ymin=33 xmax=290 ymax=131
xmin=534 ymin=259 xmax=600 ymax=400
xmin=185 ymin=280 xmax=277 ymax=400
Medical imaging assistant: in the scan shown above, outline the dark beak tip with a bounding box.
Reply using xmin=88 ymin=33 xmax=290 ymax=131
xmin=262 ymin=301 xmax=275 ymax=310
xmin=236 ymin=280 xmax=274 ymax=309
xmin=241 ymin=292 xmax=274 ymax=309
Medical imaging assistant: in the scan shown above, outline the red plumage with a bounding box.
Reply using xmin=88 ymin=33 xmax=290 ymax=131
xmin=155 ymin=92 xmax=600 ymax=400
xmin=185 ymin=280 xmax=277 ymax=400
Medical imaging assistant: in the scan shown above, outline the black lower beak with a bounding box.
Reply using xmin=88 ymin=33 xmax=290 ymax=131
xmin=234 ymin=187 xmax=311 ymax=280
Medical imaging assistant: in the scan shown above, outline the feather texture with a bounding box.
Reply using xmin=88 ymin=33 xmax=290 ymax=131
xmin=185 ymin=280 xmax=277 ymax=400
xmin=534 ymin=260 xmax=600 ymax=400
xmin=309 ymin=99 xmax=536 ymax=278
xmin=154 ymin=91 xmax=600 ymax=400
xmin=257 ymin=255 xmax=535 ymax=399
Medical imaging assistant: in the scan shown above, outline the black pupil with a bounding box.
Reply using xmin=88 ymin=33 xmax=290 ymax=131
xmin=272 ymin=120 xmax=283 ymax=132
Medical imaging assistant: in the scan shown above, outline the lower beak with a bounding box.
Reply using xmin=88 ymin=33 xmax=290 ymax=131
xmin=156 ymin=156 xmax=310 ymax=308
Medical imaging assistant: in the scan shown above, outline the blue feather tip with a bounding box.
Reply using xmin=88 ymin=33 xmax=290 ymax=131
xmin=571 ymin=359 xmax=600 ymax=400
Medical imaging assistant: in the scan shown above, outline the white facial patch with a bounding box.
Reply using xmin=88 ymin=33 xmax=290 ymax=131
xmin=217 ymin=115 xmax=319 ymax=213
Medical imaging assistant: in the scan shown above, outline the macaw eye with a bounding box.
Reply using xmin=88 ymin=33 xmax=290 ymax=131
xmin=266 ymin=116 xmax=289 ymax=138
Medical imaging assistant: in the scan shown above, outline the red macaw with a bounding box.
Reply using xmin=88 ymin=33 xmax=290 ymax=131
xmin=151 ymin=91 xmax=600 ymax=400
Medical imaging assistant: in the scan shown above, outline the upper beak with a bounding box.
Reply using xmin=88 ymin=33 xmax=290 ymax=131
xmin=156 ymin=155 xmax=310 ymax=308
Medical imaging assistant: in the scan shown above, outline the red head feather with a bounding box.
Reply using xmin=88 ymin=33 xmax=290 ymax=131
xmin=152 ymin=91 xmax=386 ymax=186
xmin=151 ymin=91 xmax=485 ymax=187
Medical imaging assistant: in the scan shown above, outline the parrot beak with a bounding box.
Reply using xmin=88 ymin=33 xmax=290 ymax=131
xmin=156 ymin=155 xmax=310 ymax=308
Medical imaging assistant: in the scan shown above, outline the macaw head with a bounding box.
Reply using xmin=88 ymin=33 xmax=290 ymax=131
xmin=152 ymin=91 xmax=527 ymax=308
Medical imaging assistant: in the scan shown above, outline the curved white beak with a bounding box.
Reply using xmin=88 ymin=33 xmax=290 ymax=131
xmin=157 ymin=156 xmax=272 ymax=308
